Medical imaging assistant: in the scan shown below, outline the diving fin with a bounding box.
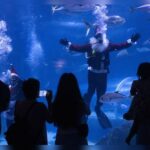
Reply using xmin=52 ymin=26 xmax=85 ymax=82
xmin=95 ymin=107 xmax=112 ymax=129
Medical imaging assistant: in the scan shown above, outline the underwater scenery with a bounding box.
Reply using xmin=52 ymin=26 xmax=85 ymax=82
xmin=0 ymin=0 xmax=150 ymax=146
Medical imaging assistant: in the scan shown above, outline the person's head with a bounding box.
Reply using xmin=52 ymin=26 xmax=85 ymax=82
xmin=22 ymin=78 xmax=40 ymax=100
xmin=94 ymin=33 xmax=103 ymax=43
xmin=89 ymin=33 xmax=103 ymax=45
xmin=89 ymin=33 xmax=109 ymax=53
xmin=55 ymin=73 xmax=82 ymax=102
xmin=137 ymin=62 xmax=150 ymax=80
xmin=0 ymin=80 xmax=10 ymax=112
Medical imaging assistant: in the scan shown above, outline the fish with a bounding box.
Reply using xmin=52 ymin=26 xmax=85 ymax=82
xmin=49 ymin=0 xmax=111 ymax=12
xmin=51 ymin=5 xmax=65 ymax=14
xmin=143 ymin=39 xmax=150 ymax=45
xmin=71 ymin=52 xmax=83 ymax=57
xmin=127 ymin=27 xmax=136 ymax=33
xmin=105 ymin=15 xmax=126 ymax=25
xmin=83 ymin=19 xmax=91 ymax=36
xmin=68 ymin=4 xmax=94 ymax=12
xmin=52 ymin=59 xmax=66 ymax=69
xmin=83 ymin=15 xmax=125 ymax=37
xmin=51 ymin=4 xmax=94 ymax=13
xmin=120 ymin=104 xmax=128 ymax=109
xmin=130 ymin=4 xmax=150 ymax=13
xmin=115 ymin=77 xmax=135 ymax=96
xmin=116 ymin=49 xmax=128 ymax=57
xmin=59 ymin=21 xmax=83 ymax=27
xmin=136 ymin=47 xmax=150 ymax=53
xmin=99 ymin=92 xmax=127 ymax=103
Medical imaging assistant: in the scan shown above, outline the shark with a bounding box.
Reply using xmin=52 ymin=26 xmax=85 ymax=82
xmin=49 ymin=0 xmax=111 ymax=13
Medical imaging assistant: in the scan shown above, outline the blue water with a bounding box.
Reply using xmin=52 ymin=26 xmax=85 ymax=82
xmin=0 ymin=0 xmax=150 ymax=145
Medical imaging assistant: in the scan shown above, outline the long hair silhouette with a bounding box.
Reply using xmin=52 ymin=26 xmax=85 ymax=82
xmin=53 ymin=73 xmax=84 ymax=128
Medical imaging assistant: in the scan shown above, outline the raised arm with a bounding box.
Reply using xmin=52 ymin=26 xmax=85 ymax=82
xmin=109 ymin=42 xmax=131 ymax=51
xmin=109 ymin=33 xmax=140 ymax=52
xmin=43 ymin=90 xmax=53 ymax=123
xmin=59 ymin=38 xmax=91 ymax=53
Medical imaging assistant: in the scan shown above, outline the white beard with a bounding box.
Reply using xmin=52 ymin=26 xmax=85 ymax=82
xmin=90 ymin=36 xmax=109 ymax=53
xmin=91 ymin=43 xmax=107 ymax=52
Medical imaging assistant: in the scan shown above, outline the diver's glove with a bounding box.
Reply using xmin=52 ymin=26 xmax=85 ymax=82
xmin=60 ymin=38 xmax=69 ymax=46
xmin=131 ymin=33 xmax=140 ymax=42
xmin=59 ymin=38 xmax=71 ymax=47
xmin=127 ymin=33 xmax=140 ymax=44
xmin=46 ymin=90 xmax=53 ymax=103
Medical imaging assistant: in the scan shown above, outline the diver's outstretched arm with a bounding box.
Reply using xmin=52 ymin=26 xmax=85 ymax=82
xmin=69 ymin=43 xmax=91 ymax=53
xmin=60 ymin=38 xmax=91 ymax=53
xmin=109 ymin=33 xmax=140 ymax=52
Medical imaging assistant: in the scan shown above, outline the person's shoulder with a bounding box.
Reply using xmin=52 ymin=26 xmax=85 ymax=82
xmin=15 ymin=100 xmax=25 ymax=106
xmin=132 ymin=79 xmax=140 ymax=85
xmin=15 ymin=100 xmax=27 ymax=113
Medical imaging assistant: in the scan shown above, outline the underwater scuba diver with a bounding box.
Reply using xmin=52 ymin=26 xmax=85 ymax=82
xmin=4 ymin=64 xmax=25 ymax=128
xmin=59 ymin=32 xmax=140 ymax=129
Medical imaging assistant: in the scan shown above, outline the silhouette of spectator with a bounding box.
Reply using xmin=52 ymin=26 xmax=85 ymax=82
xmin=124 ymin=62 xmax=150 ymax=145
xmin=52 ymin=73 xmax=90 ymax=145
xmin=123 ymin=81 xmax=140 ymax=121
xmin=14 ymin=78 xmax=52 ymax=144
xmin=0 ymin=80 xmax=10 ymax=134
xmin=5 ymin=64 xmax=25 ymax=128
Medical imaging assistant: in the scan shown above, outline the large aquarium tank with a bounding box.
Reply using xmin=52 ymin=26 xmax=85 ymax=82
xmin=0 ymin=0 xmax=150 ymax=146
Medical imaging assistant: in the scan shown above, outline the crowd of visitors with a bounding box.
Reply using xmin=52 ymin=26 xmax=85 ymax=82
xmin=0 ymin=62 xmax=150 ymax=145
